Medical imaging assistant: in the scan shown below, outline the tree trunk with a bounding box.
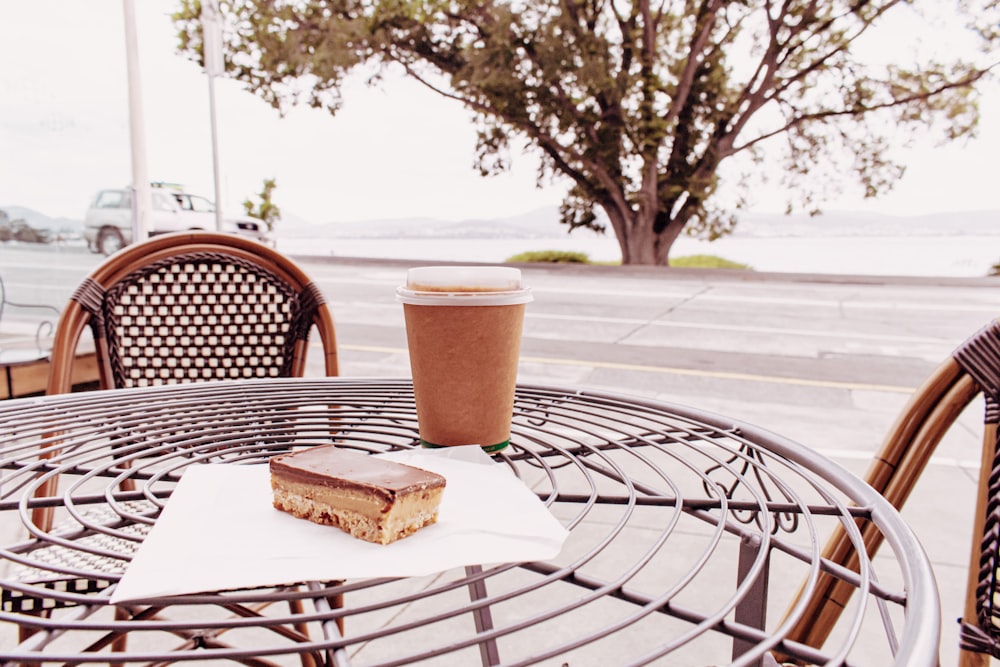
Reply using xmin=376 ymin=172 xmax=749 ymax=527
xmin=613 ymin=207 xmax=686 ymax=266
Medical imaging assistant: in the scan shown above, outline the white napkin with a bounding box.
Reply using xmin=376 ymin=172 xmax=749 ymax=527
xmin=111 ymin=446 xmax=569 ymax=602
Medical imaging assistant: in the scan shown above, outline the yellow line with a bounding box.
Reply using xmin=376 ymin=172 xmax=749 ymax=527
xmin=341 ymin=344 xmax=407 ymax=355
xmin=521 ymin=355 xmax=914 ymax=393
xmin=338 ymin=344 xmax=914 ymax=394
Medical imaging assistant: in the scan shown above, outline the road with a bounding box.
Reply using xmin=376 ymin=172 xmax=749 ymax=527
xmin=1 ymin=241 xmax=997 ymax=661
xmin=3 ymin=241 xmax=993 ymax=458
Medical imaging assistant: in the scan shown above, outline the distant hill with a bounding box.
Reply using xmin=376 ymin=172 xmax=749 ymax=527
xmin=4 ymin=202 xmax=998 ymax=240
xmin=736 ymin=209 xmax=999 ymax=238
xmin=278 ymin=207 xmax=572 ymax=240
xmin=0 ymin=205 xmax=83 ymax=233
xmin=281 ymin=206 xmax=999 ymax=240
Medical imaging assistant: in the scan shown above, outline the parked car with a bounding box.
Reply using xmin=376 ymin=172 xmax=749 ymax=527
xmin=83 ymin=185 xmax=274 ymax=255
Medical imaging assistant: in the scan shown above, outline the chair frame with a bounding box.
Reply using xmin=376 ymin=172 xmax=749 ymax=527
xmin=46 ymin=231 xmax=338 ymax=397
xmin=36 ymin=231 xmax=339 ymax=528
xmin=16 ymin=232 xmax=340 ymax=663
xmin=782 ymin=320 xmax=1000 ymax=667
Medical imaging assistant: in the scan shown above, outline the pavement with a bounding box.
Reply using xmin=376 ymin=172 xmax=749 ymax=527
xmin=1 ymin=245 xmax=997 ymax=664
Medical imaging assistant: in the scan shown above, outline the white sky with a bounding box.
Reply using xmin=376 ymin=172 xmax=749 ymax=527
xmin=1 ymin=0 xmax=997 ymax=224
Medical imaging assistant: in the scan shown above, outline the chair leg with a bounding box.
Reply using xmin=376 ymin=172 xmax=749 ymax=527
xmin=18 ymin=622 xmax=41 ymax=667
xmin=958 ymin=423 xmax=999 ymax=667
xmin=287 ymin=597 xmax=318 ymax=667
xmin=958 ymin=651 xmax=991 ymax=667
xmin=110 ymin=605 xmax=130 ymax=666
xmin=779 ymin=370 xmax=977 ymax=657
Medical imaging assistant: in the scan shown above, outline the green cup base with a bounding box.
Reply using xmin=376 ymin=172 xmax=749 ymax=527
xmin=421 ymin=439 xmax=509 ymax=453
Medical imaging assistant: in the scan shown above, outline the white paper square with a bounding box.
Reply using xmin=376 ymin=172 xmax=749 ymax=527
xmin=111 ymin=446 xmax=569 ymax=602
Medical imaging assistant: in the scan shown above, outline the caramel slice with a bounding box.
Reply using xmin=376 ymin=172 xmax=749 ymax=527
xmin=269 ymin=445 xmax=446 ymax=545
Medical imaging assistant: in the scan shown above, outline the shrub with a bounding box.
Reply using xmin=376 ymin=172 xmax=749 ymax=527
xmin=669 ymin=254 xmax=752 ymax=270
xmin=505 ymin=249 xmax=750 ymax=270
xmin=506 ymin=250 xmax=591 ymax=263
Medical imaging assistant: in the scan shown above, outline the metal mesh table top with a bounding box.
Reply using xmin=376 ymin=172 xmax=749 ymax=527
xmin=0 ymin=378 xmax=939 ymax=666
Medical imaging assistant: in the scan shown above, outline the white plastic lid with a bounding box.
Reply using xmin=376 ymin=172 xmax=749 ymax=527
xmin=407 ymin=266 xmax=522 ymax=290
xmin=396 ymin=266 xmax=533 ymax=306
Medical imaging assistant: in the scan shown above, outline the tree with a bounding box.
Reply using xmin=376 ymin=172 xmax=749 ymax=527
xmin=173 ymin=1 xmax=999 ymax=265
xmin=243 ymin=177 xmax=281 ymax=232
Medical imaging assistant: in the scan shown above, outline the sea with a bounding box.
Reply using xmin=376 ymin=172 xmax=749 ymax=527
xmin=275 ymin=213 xmax=999 ymax=278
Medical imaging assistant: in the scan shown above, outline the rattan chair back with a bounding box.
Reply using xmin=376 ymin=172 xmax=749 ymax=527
xmin=47 ymin=231 xmax=338 ymax=394
xmin=782 ymin=320 xmax=1000 ymax=666
xmin=36 ymin=232 xmax=338 ymax=531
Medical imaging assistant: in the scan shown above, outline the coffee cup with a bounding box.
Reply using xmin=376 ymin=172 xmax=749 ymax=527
xmin=396 ymin=266 xmax=533 ymax=453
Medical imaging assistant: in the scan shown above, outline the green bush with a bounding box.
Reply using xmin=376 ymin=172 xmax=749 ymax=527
xmin=505 ymin=249 xmax=751 ymax=270
xmin=506 ymin=250 xmax=591 ymax=263
xmin=669 ymin=254 xmax=752 ymax=270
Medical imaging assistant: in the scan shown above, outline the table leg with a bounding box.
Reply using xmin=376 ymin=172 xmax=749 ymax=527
xmin=466 ymin=564 xmax=501 ymax=666
xmin=734 ymin=533 xmax=769 ymax=667
xmin=305 ymin=581 xmax=349 ymax=667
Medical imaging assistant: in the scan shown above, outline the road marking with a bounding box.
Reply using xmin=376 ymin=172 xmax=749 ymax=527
xmin=532 ymin=285 xmax=1000 ymax=313
xmin=528 ymin=312 xmax=948 ymax=343
xmin=338 ymin=343 xmax=914 ymax=393
xmin=339 ymin=344 xmax=406 ymax=355
xmin=518 ymin=355 xmax=914 ymax=392
xmin=323 ymin=300 xmax=953 ymax=345
xmin=819 ymin=449 xmax=981 ymax=470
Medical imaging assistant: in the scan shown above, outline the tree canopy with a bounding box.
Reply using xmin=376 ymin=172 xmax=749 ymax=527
xmin=174 ymin=1 xmax=999 ymax=265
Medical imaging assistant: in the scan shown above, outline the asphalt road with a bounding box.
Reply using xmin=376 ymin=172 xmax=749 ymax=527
xmin=3 ymin=241 xmax=994 ymax=457
xmin=1 ymin=241 xmax=997 ymax=662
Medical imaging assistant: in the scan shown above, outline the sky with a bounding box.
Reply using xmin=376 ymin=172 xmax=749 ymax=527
xmin=1 ymin=1 xmax=997 ymax=226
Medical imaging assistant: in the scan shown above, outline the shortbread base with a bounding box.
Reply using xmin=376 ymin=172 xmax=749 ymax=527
xmin=272 ymin=486 xmax=441 ymax=545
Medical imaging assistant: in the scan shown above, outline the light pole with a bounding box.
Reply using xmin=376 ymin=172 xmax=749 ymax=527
xmin=202 ymin=0 xmax=224 ymax=232
xmin=122 ymin=0 xmax=151 ymax=244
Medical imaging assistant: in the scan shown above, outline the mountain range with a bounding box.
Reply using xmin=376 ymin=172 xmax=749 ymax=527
xmin=2 ymin=203 xmax=997 ymax=240
xmin=272 ymin=206 xmax=1000 ymax=239
xmin=0 ymin=206 xmax=84 ymax=233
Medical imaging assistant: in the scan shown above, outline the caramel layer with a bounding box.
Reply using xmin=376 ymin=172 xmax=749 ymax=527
xmin=269 ymin=445 xmax=446 ymax=544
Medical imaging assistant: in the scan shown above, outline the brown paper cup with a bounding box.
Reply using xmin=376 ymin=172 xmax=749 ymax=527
xmin=397 ymin=267 xmax=532 ymax=453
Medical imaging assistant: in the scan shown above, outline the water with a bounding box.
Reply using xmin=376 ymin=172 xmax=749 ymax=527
xmin=276 ymin=232 xmax=998 ymax=278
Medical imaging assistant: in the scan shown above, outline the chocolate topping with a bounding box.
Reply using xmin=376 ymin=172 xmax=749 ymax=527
xmin=269 ymin=445 xmax=446 ymax=502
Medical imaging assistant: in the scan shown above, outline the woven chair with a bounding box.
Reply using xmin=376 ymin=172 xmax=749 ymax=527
xmin=11 ymin=231 xmax=339 ymax=663
xmin=47 ymin=231 xmax=338 ymax=395
xmin=781 ymin=319 xmax=1000 ymax=666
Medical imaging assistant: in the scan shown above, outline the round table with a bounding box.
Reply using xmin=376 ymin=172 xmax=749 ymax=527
xmin=0 ymin=378 xmax=939 ymax=666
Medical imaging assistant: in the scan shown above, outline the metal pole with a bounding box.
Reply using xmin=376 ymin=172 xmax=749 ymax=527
xmin=203 ymin=0 xmax=224 ymax=232
xmin=207 ymin=79 xmax=223 ymax=231
xmin=122 ymin=0 xmax=151 ymax=244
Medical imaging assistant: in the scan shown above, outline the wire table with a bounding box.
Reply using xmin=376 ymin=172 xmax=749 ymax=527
xmin=0 ymin=378 xmax=939 ymax=666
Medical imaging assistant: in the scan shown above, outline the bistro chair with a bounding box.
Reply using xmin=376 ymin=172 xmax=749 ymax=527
xmin=46 ymin=230 xmax=338 ymax=395
xmin=8 ymin=230 xmax=339 ymax=664
xmin=781 ymin=319 xmax=1000 ymax=666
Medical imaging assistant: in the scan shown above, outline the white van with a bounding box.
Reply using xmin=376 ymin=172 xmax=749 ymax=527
xmin=83 ymin=185 xmax=274 ymax=255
